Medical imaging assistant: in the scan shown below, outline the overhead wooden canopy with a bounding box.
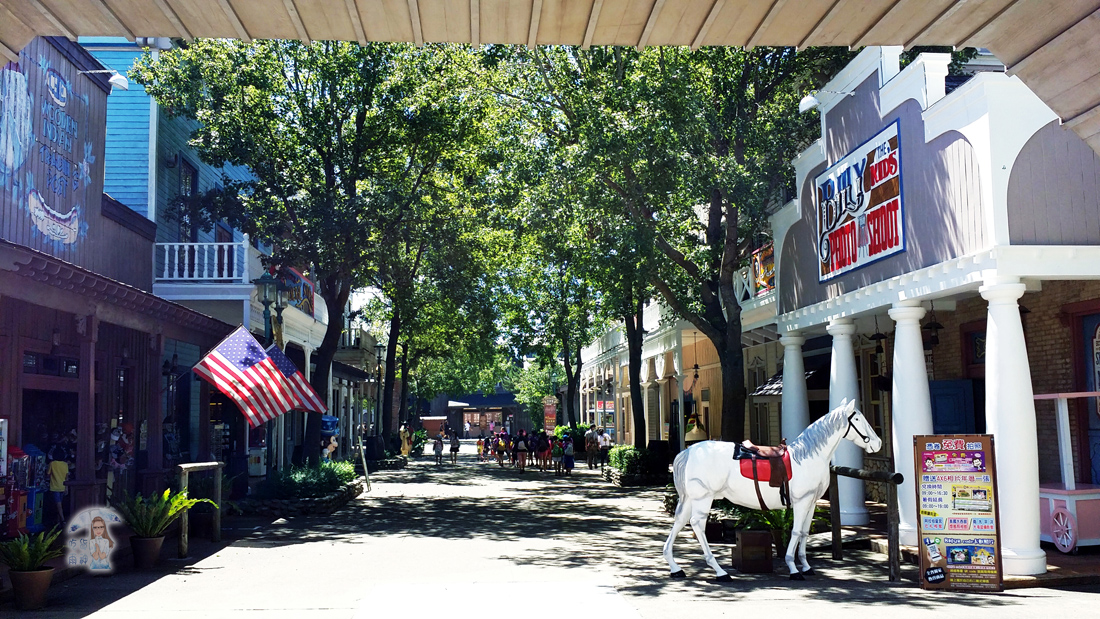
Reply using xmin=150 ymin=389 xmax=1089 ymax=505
xmin=1 ymin=1 xmax=1099 ymax=149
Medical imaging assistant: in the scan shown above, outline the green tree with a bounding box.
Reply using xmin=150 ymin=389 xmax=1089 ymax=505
xmin=133 ymin=40 xmax=489 ymax=463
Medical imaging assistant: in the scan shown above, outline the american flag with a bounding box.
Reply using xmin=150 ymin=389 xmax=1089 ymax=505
xmin=266 ymin=343 xmax=328 ymax=414
xmin=192 ymin=326 xmax=296 ymax=428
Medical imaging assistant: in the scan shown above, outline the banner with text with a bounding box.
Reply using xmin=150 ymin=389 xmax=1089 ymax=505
xmin=913 ymin=434 xmax=1003 ymax=592
xmin=815 ymin=120 xmax=904 ymax=281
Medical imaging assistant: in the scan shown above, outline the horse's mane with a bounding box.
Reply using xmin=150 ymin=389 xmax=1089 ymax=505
xmin=789 ymin=408 xmax=848 ymax=465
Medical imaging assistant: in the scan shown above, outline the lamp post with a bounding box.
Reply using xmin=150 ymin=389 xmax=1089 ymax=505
xmin=252 ymin=269 xmax=288 ymax=477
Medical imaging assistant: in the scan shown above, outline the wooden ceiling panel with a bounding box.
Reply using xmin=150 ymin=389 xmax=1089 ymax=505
xmin=104 ymin=0 xmax=178 ymax=36
xmin=817 ymin=1 xmax=893 ymax=47
xmin=536 ymin=0 xmax=591 ymax=45
xmin=753 ymin=0 xmax=837 ymax=47
xmin=360 ymin=0 xmax=415 ymax=42
xmin=914 ymin=0 xmax=1016 ymax=47
xmin=168 ymin=0 xmax=245 ymax=39
xmin=1046 ymin=72 xmax=1100 ymax=121
xmin=3 ymin=2 xmax=59 ymax=38
xmin=969 ymin=0 xmax=1100 ymax=64
xmin=701 ymin=0 xmax=769 ymax=47
xmin=645 ymin=0 xmax=713 ymax=47
xmin=33 ymin=0 xmax=131 ymax=37
xmin=209 ymin=0 xmax=292 ymax=39
xmin=479 ymin=0 xmax=529 ymax=45
xmin=295 ymin=0 xmax=358 ymax=42
xmin=591 ymin=0 xmax=650 ymax=46
xmin=419 ymin=0 xmax=470 ymax=44
xmin=856 ymin=0 xmax=954 ymax=47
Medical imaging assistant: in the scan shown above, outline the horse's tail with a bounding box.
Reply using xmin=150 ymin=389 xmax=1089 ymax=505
xmin=672 ymin=447 xmax=689 ymax=496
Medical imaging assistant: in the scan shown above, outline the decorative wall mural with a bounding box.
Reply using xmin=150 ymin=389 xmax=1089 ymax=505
xmin=0 ymin=63 xmax=33 ymax=187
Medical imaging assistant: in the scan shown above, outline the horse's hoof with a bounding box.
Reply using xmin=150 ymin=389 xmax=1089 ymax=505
xmin=715 ymin=574 xmax=733 ymax=582
xmin=670 ymin=570 xmax=686 ymax=579
xmin=801 ymin=568 xmax=815 ymax=577
xmin=789 ymin=572 xmax=806 ymax=581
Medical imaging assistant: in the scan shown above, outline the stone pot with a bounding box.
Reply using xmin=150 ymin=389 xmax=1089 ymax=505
xmin=130 ymin=535 xmax=165 ymax=569
xmin=9 ymin=567 xmax=54 ymax=610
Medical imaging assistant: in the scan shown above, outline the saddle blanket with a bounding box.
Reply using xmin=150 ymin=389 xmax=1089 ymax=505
xmin=738 ymin=452 xmax=792 ymax=482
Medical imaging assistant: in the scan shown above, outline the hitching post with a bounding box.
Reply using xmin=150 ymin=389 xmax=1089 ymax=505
xmin=177 ymin=461 xmax=225 ymax=558
xmin=829 ymin=466 xmax=903 ymax=580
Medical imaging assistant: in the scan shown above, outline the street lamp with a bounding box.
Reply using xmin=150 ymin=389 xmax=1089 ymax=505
xmin=251 ymin=270 xmax=288 ymax=347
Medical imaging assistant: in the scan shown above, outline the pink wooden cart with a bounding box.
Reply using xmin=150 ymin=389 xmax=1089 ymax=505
xmin=1035 ymin=392 xmax=1100 ymax=553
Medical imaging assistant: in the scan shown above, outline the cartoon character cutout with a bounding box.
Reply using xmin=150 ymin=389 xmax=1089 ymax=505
xmin=67 ymin=507 xmax=122 ymax=573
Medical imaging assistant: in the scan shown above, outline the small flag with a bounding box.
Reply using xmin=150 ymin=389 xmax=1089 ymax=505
xmin=192 ymin=326 xmax=296 ymax=428
xmin=266 ymin=344 xmax=328 ymax=414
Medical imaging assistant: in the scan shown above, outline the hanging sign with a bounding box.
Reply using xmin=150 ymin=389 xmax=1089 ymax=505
xmin=815 ymin=120 xmax=904 ymax=281
xmin=913 ymin=434 xmax=1003 ymax=592
xmin=542 ymin=396 xmax=558 ymax=432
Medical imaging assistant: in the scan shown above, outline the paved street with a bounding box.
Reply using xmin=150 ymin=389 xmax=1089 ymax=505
xmin=16 ymin=440 xmax=1100 ymax=618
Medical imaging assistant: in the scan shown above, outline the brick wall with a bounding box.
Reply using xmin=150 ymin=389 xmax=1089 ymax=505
xmin=931 ymin=281 xmax=1100 ymax=483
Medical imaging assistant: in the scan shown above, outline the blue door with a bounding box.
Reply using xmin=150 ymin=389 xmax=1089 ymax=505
xmin=929 ymin=380 xmax=976 ymax=434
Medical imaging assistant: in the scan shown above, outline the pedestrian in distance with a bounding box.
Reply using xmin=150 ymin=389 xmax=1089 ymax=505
xmin=563 ymin=437 xmax=575 ymax=476
xmin=476 ymin=437 xmax=485 ymax=462
xmin=496 ymin=433 xmax=507 ymax=467
xmin=433 ymin=433 xmax=445 ymax=465
xmin=552 ymin=438 xmax=564 ymax=476
xmin=464 ymin=421 xmax=471 ymax=439
xmin=450 ymin=432 xmax=461 ymax=464
xmin=598 ymin=427 xmax=611 ymax=470
xmin=515 ymin=430 xmax=529 ymax=473
xmin=585 ymin=426 xmax=598 ymax=469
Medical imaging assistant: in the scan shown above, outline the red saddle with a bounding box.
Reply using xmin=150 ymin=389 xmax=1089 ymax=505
xmin=739 ymin=452 xmax=792 ymax=483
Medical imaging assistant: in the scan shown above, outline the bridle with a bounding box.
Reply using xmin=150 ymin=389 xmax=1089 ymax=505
xmin=844 ymin=410 xmax=871 ymax=444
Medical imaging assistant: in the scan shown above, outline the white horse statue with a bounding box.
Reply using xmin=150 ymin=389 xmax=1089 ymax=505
xmin=663 ymin=399 xmax=881 ymax=580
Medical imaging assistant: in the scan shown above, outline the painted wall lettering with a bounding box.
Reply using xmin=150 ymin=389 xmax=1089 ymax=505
xmin=815 ymin=121 xmax=904 ymax=281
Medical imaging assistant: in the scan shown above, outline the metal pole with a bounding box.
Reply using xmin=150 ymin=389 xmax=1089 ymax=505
xmin=888 ymin=479 xmax=900 ymax=581
xmin=830 ymin=469 xmax=842 ymax=560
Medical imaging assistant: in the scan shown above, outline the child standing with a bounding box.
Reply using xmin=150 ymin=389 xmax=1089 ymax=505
xmin=551 ymin=439 xmax=564 ymax=476
xmin=476 ymin=437 xmax=485 ymax=462
xmin=48 ymin=445 xmax=68 ymax=525
xmin=433 ymin=434 xmax=445 ymax=465
xmin=450 ymin=433 xmax=461 ymax=464
xmin=563 ymin=437 xmax=575 ymax=476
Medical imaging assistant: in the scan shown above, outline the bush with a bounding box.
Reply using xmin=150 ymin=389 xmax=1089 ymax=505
xmin=553 ymin=423 xmax=592 ymax=449
xmin=609 ymin=445 xmax=669 ymax=476
xmin=410 ymin=429 xmax=428 ymax=457
xmin=261 ymin=461 xmax=357 ymax=499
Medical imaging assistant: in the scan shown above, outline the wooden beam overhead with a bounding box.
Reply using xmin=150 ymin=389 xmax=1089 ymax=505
xmin=691 ymin=0 xmax=725 ymax=51
xmin=28 ymin=0 xmax=76 ymax=39
xmin=1065 ymin=104 xmax=1100 ymax=131
xmin=746 ymin=0 xmax=787 ymax=50
xmin=905 ymin=0 xmax=970 ymax=49
xmin=218 ymin=0 xmax=252 ymax=42
xmin=1006 ymin=7 xmax=1099 ymax=78
xmin=470 ymin=0 xmax=479 ymax=49
xmin=0 ymin=38 xmax=18 ymax=64
xmin=636 ymin=0 xmax=666 ymax=50
xmin=344 ymin=0 xmax=367 ymax=45
xmin=853 ymin=0 xmax=903 ymax=49
xmin=283 ymin=0 xmax=311 ymax=43
xmin=94 ymin=0 xmax=135 ymax=40
xmin=798 ymin=0 xmax=847 ymax=49
xmin=152 ymin=0 xmax=192 ymax=39
xmin=958 ymin=0 xmax=1024 ymax=49
xmin=527 ymin=0 xmax=542 ymax=49
xmin=582 ymin=0 xmax=604 ymax=50
xmin=407 ymin=0 xmax=423 ymax=46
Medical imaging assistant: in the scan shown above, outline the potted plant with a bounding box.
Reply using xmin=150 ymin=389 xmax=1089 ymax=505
xmin=112 ymin=489 xmax=215 ymax=569
xmin=0 ymin=527 xmax=65 ymax=610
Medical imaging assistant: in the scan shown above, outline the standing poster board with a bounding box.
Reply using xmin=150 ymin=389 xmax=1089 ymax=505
xmin=914 ymin=434 xmax=1003 ymax=592
xmin=542 ymin=396 xmax=558 ymax=433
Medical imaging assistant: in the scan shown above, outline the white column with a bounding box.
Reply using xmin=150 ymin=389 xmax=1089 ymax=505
xmin=980 ymin=276 xmax=1046 ymax=576
xmin=889 ymin=301 xmax=934 ymax=546
xmin=780 ymin=333 xmax=809 ymax=442
xmin=657 ymin=377 xmax=669 ymax=440
xmin=676 ymin=374 xmax=686 ymax=451
xmin=827 ymin=318 xmax=868 ymax=525
xmin=642 ymin=381 xmax=653 ymax=441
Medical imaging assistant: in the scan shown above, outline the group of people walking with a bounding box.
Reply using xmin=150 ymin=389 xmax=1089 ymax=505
xmin=432 ymin=425 xmax=615 ymax=477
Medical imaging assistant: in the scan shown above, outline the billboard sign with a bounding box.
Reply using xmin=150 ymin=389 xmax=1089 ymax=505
xmin=815 ymin=120 xmax=904 ymax=281
xmin=914 ymin=434 xmax=1003 ymax=592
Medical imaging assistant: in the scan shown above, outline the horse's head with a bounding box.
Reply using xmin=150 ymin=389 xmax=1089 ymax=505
xmin=840 ymin=399 xmax=881 ymax=454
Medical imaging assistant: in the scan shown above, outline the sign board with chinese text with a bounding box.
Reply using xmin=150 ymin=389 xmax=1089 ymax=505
xmin=914 ymin=434 xmax=1003 ymax=592
xmin=815 ymin=120 xmax=904 ymax=281
xmin=542 ymin=396 xmax=558 ymax=432
xmin=752 ymin=243 xmax=774 ymax=294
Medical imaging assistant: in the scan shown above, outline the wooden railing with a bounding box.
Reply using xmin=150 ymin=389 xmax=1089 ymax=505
xmin=155 ymin=234 xmax=249 ymax=283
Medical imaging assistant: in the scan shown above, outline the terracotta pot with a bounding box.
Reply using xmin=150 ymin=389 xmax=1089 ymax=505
xmin=130 ymin=535 xmax=165 ymax=569
xmin=9 ymin=567 xmax=54 ymax=610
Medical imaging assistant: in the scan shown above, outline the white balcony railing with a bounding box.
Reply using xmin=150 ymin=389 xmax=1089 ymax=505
xmin=154 ymin=235 xmax=249 ymax=283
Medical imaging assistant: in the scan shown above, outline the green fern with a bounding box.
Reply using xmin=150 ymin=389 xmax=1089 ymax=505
xmin=0 ymin=527 xmax=65 ymax=571
xmin=112 ymin=489 xmax=216 ymax=538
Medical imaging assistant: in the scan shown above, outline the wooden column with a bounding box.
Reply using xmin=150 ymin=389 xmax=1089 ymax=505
xmin=139 ymin=334 xmax=166 ymax=496
xmin=70 ymin=314 xmax=102 ymax=511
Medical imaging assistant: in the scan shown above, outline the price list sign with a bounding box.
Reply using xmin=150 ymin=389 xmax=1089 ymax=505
xmin=913 ymin=434 xmax=1003 ymax=592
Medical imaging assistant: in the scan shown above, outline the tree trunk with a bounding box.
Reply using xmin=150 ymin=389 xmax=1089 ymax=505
xmin=306 ymin=276 xmax=351 ymax=467
xmin=718 ymin=338 xmax=746 ymax=443
xmin=624 ymin=308 xmax=647 ymax=450
xmin=398 ymin=345 xmax=410 ymax=425
xmin=562 ymin=337 xmax=580 ymax=429
xmin=381 ymin=312 xmax=401 ymax=439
